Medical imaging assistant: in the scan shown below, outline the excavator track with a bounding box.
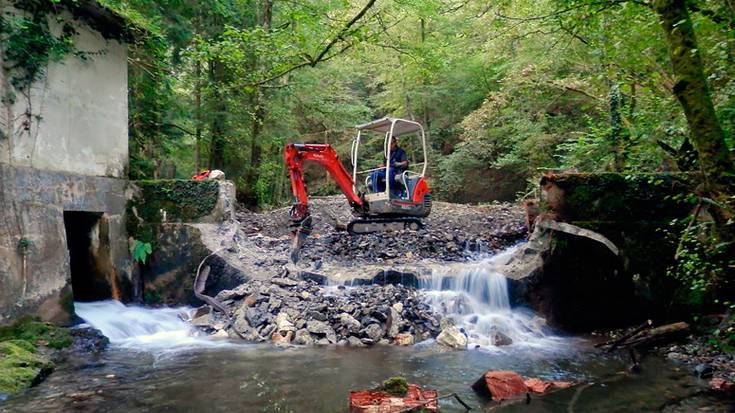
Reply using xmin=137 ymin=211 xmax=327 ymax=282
xmin=347 ymin=217 xmax=424 ymax=235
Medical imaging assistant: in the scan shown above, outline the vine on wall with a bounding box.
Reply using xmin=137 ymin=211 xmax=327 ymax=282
xmin=0 ymin=0 xmax=89 ymax=139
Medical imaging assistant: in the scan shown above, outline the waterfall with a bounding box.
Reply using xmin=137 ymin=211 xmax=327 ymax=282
xmin=420 ymin=246 xmax=559 ymax=351
xmin=74 ymin=300 xmax=230 ymax=349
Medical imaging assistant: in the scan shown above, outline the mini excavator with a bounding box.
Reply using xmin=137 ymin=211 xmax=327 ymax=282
xmin=285 ymin=118 xmax=432 ymax=258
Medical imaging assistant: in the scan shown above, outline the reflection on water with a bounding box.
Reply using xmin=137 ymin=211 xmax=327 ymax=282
xmin=1 ymin=342 xmax=727 ymax=413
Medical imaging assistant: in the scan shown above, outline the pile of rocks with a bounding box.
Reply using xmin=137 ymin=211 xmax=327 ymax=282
xmin=189 ymin=274 xmax=450 ymax=347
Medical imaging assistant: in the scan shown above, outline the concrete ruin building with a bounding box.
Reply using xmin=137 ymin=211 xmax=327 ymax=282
xmin=0 ymin=2 xmax=133 ymax=323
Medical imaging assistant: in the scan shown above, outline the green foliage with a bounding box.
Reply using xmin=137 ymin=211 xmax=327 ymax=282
xmin=710 ymin=302 xmax=735 ymax=354
xmin=0 ymin=0 xmax=80 ymax=94
xmin=130 ymin=239 xmax=153 ymax=264
xmin=667 ymin=218 xmax=734 ymax=307
xmin=16 ymin=238 xmax=31 ymax=252
xmin=0 ymin=340 xmax=52 ymax=395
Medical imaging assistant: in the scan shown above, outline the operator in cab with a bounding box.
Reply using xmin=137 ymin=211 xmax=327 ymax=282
xmin=370 ymin=135 xmax=408 ymax=193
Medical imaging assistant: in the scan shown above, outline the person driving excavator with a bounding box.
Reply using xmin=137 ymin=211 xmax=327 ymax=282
xmin=370 ymin=136 xmax=408 ymax=193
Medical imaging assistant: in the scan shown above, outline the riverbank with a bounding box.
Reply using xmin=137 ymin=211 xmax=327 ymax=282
xmin=592 ymin=322 xmax=735 ymax=394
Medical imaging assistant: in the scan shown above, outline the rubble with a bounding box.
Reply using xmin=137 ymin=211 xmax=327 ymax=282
xmin=190 ymin=273 xmax=445 ymax=347
xmin=235 ymin=196 xmax=526 ymax=272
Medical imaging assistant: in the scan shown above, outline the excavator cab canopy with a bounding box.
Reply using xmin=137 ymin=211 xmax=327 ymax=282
xmin=350 ymin=117 xmax=428 ymax=200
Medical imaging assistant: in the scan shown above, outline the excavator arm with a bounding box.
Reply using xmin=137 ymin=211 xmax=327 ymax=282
xmin=285 ymin=143 xmax=364 ymax=222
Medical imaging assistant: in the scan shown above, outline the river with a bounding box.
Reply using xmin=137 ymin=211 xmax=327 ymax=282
xmin=1 ymin=249 xmax=730 ymax=412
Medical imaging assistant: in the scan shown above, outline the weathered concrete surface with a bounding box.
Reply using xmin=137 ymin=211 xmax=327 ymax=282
xmin=0 ymin=165 xmax=130 ymax=324
xmin=0 ymin=10 xmax=128 ymax=178
xmin=508 ymin=173 xmax=698 ymax=331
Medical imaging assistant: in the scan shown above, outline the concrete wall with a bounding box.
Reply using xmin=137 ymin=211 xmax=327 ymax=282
xmin=0 ymin=9 xmax=130 ymax=324
xmin=0 ymin=10 xmax=128 ymax=178
xmin=0 ymin=165 xmax=131 ymax=324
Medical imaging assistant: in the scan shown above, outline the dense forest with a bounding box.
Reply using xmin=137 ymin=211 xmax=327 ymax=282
xmin=101 ymin=0 xmax=733 ymax=204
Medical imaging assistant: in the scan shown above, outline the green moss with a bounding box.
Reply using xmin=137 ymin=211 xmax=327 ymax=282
xmin=0 ymin=317 xmax=71 ymax=350
xmin=0 ymin=340 xmax=53 ymax=395
xmin=0 ymin=317 xmax=68 ymax=396
xmin=380 ymin=376 xmax=409 ymax=397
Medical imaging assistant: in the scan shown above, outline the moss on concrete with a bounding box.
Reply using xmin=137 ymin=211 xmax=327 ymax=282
xmin=126 ymin=180 xmax=220 ymax=245
xmin=131 ymin=180 xmax=219 ymax=224
xmin=0 ymin=317 xmax=70 ymax=396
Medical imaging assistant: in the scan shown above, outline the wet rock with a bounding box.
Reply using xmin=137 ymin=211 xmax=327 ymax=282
xmin=271 ymin=277 xmax=298 ymax=287
xmin=70 ymin=326 xmax=109 ymax=353
xmin=307 ymin=320 xmax=337 ymax=343
xmin=211 ymin=329 xmax=229 ymax=338
xmin=246 ymin=307 xmax=267 ymax=327
xmin=364 ymin=324 xmax=384 ymax=341
xmin=491 ymin=330 xmax=513 ymax=346
xmin=191 ymin=313 xmax=213 ymax=328
xmin=348 ymin=336 xmax=366 ymax=347
xmin=693 ymin=363 xmax=713 ymax=379
xmin=394 ymin=333 xmax=414 ymax=346
xmin=242 ymin=294 xmax=259 ymax=307
xmin=338 ymin=313 xmax=362 ymax=334
xmin=294 ymin=329 xmax=315 ymax=346
xmin=275 ymin=312 xmax=296 ymax=333
xmin=308 ymin=311 xmax=327 ymax=321
xmin=437 ymin=325 xmax=467 ymax=349
xmin=271 ymin=330 xmax=294 ymax=345
xmin=387 ymin=308 xmax=402 ymax=338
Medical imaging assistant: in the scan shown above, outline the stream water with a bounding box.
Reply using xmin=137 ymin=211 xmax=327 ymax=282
xmin=1 ymin=249 xmax=730 ymax=412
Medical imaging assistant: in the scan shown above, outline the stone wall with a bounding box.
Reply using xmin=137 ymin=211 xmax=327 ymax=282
xmin=0 ymin=165 xmax=130 ymax=324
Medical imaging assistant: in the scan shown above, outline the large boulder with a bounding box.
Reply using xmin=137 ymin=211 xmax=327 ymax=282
xmin=436 ymin=325 xmax=467 ymax=349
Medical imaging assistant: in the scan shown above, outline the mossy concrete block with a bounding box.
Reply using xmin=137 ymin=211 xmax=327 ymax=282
xmin=141 ymin=224 xmax=248 ymax=306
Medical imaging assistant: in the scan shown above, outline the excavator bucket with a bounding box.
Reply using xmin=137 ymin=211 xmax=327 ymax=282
xmin=289 ymin=215 xmax=312 ymax=263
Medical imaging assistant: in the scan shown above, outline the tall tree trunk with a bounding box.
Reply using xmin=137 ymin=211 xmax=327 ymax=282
xmin=654 ymin=0 xmax=734 ymax=196
xmin=609 ymin=83 xmax=624 ymax=171
xmin=655 ymin=0 xmax=734 ymax=260
xmin=247 ymin=0 xmax=273 ymax=203
xmin=194 ymin=58 xmax=203 ymax=173
xmin=208 ymin=58 xmax=227 ymax=170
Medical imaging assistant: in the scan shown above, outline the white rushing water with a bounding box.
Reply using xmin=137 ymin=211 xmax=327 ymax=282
xmin=420 ymin=247 xmax=566 ymax=351
xmin=74 ymin=300 xmax=231 ymax=350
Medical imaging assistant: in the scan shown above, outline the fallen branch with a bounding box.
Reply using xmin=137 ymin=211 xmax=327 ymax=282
xmin=599 ymin=322 xmax=690 ymax=351
xmin=593 ymin=320 xmax=652 ymax=352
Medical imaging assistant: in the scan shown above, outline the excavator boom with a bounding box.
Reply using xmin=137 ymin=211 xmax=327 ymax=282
xmin=285 ymin=143 xmax=363 ymax=222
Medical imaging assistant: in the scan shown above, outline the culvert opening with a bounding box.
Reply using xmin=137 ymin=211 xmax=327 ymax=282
xmin=63 ymin=211 xmax=116 ymax=302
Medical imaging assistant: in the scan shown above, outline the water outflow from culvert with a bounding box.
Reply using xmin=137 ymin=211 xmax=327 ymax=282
xmin=74 ymin=300 xmax=230 ymax=350
xmin=420 ymin=246 xmax=562 ymax=351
